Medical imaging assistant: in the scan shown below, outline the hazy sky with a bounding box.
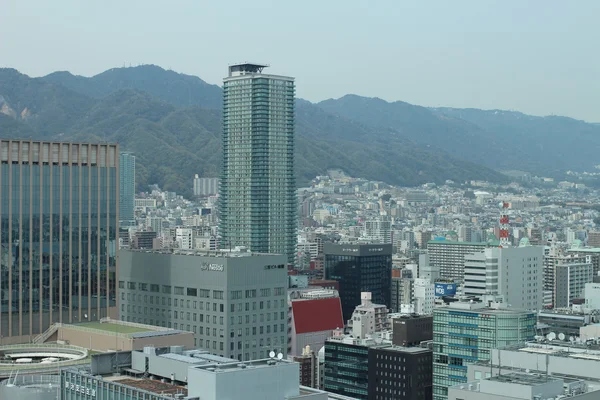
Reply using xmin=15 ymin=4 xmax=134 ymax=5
xmin=1 ymin=0 xmax=599 ymax=121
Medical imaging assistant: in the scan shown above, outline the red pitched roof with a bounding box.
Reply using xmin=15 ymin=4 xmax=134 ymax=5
xmin=292 ymin=297 xmax=344 ymax=334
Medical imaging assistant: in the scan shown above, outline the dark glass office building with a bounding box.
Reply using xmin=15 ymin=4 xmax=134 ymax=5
xmin=368 ymin=346 xmax=433 ymax=400
xmin=0 ymin=140 xmax=118 ymax=343
xmin=325 ymin=338 xmax=433 ymax=400
xmin=324 ymin=243 xmax=392 ymax=322
xmin=324 ymin=340 xmax=369 ymax=399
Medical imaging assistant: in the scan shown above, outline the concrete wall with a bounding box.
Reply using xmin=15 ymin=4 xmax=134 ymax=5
xmin=491 ymin=349 xmax=600 ymax=381
xmin=55 ymin=326 xmax=193 ymax=352
xmin=292 ymin=331 xmax=332 ymax=357
xmin=131 ymin=351 xmax=192 ymax=383
xmin=57 ymin=326 xmax=132 ymax=351
xmin=131 ymin=333 xmax=194 ymax=351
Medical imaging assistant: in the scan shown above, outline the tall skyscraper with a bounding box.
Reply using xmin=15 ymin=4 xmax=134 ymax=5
xmin=0 ymin=139 xmax=118 ymax=344
xmin=119 ymin=152 xmax=135 ymax=226
xmin=219 ymin=63 xmax=296 ymax=263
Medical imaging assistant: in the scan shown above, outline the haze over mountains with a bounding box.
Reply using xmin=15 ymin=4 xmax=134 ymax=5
xmin=1 ymin=64 xmax=598 ymax=196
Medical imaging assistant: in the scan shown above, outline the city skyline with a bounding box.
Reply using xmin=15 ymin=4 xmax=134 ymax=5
xmin=1 ymin=1 xmax=599 ymax=122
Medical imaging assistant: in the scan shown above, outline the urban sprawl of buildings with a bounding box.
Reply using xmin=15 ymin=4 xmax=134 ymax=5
xmin=1 ymin=63 xmax=600 ymax=400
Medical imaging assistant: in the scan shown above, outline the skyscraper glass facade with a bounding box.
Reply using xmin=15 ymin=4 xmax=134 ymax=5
xmin=219 ymin=64 xmax=296 ymax=263
xmin=432 ymin=305 xmax=536 ymax=400
xmin=0 ymin=140 xmax=118 ymax=343
xmin=119 ymin=152 xmax=135 ymax=226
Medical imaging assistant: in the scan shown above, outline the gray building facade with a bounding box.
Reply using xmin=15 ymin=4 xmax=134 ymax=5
xmin=119 ymin=249 xmax=289 ymax=361
xmin=219 ymin=63 xmax=297 ymax=263
xmin=0 ymin=139 xmax=118 ymax=344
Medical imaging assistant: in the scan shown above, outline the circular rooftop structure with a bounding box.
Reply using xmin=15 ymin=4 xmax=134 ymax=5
xmin=0 ymin=345 xmax=88 ymax=377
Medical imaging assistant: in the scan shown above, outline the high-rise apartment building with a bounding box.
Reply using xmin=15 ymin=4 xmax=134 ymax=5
xmin=219 ymin=63 xmax=296 ymax=263
xmin=324 ymin=244 xmax=392 ymax=321
xmin=119 ymin=152 xmax=135 ymax=226
xmin=0 ymin=139 xmax=118 ymax=343
xmin=193 ymin=175 xmax=219 ymax=197
xmin=364 ymin=216 xmax=392 ymax=244
xmin=587 ymin=231 xmax=600 ymax=248
xmin=426 ymin=239 xmax=490 ymax=282
xmin=119 ymin=249 xmax=289 ymax=361
xmin=432 ymin=300 xmax=536 ymax=400
xmin=463 ymin=244 xmax=544 ymax=310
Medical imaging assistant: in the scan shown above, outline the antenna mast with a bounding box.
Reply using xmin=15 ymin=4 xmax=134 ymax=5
xmin=499 ymin=202 xmax=510 ymax=247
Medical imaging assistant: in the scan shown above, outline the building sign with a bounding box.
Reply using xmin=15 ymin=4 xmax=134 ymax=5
xmin=368 ymin=248 xmax=384 ymax=252
xmin=201 ymin=263 xmax=224 ymax=272
xmin=65 ymin=380 xmax=96 ymax=397
xmin=342 ymin=248 xmax=359 ymax=253
xmin=434 ymin=283 xmax=457 ymax=297
xmin=264 ymin=264 xmax=285 ymax=270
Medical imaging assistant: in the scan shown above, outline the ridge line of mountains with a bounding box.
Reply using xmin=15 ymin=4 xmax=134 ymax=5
xmin=1 ymin=64 xmax=599 ymax=197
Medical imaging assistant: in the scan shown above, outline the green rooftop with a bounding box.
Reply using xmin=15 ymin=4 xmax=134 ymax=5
xmin=76 ymin=321 xmax=153 ymax=335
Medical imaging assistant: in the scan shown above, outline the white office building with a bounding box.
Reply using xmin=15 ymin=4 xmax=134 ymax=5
xmin=463 ymin=244 xmax=544 ymax=310
xmin=413 ymin=278 xmax=435 ymax=315
xmin=555 ymin=258 xmax=594 ymax=308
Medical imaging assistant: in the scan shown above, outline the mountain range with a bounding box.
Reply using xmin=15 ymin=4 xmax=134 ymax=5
xmin=1 ymin=64 xmax=598 ymax=196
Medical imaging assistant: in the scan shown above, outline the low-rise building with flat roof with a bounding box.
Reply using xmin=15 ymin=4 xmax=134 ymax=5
xmin=36 ymin=318 xmax=194 ymax=352
xmin=448 ymin=372 xmax=599 ymax=400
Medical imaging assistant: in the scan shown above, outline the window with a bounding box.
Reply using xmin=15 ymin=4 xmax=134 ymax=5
xmin=175 ymin=286 xmax=184 ymax=295
xmin=274 ymin=287 xmax=285 ymax=296
xmin=119 ymin=281 xmax=125 ymax=289
xmin=162 ymin=285 xmax=171 ymax=294
xmin=140 ymin=283 xmax=148 ymax=291
xmin=128 ymin=282 xmax=136 ymax=290
xmin=231 ymin=290 xmax=242 ymax=300
xmin=260 ymin=288 xmax=271 ymax=297
xmin=245 ymin=289 xmax=257 ymax=298
xmin=260 ymin=301 xmax=264 ymax=310
xmin=187 ymin=288 xmax=198 ymax=297
xmin=213 ymin=290 xmax=224 ymax=300
xmin=199 ymin=289 xmax=210 ymax=298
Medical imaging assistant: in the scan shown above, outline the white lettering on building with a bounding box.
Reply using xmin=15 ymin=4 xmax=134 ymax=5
xmin=65 ymin=380 xmax=96 ymax=398
xmin=201 ymin=263 xmax=224 ymax=271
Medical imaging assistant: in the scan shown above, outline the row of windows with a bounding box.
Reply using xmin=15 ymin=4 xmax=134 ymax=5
xmin=119 ymin=282 xmax=284 ymax=300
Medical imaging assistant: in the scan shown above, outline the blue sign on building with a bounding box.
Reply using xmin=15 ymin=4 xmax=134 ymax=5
xmin=434 ymin=283 xmax=457 ymax=297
